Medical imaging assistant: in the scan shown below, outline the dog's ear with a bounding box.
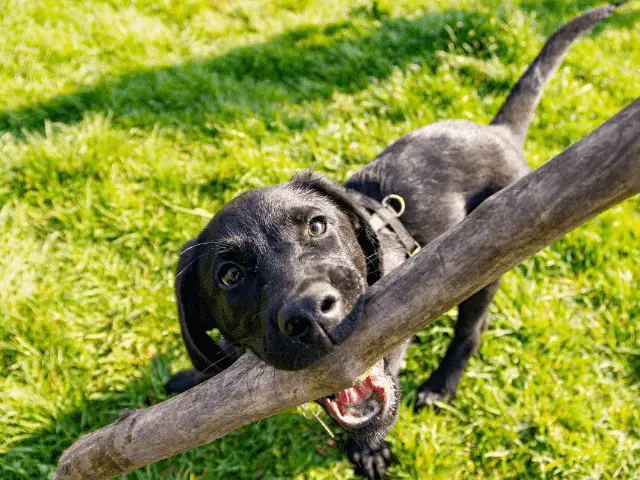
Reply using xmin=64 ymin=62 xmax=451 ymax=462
xmin=175 ymin=239 xmax=235 ymax=373
xmin=290 ymin=170 xmax=382 ymax=284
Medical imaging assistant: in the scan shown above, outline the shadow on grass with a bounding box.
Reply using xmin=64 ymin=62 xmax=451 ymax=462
xmin=629 ymin=350 xmax=640 ymax=384
xmin=2 ymin=4 xmax=630 ymax=143
xmin=2 ymin=4 xmax=631 ymax=142
xmin=0 ymin=8 xmax=511 ymax=141
xmin=0 ymin=355 xmax=345 ymax=480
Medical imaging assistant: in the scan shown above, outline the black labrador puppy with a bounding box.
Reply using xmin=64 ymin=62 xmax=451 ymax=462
xmin=167 ymin=6 xmax=620 ymax=478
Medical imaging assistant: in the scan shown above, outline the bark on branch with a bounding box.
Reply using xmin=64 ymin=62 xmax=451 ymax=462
xmin=55 ymin=98 xmax=640 ymax=480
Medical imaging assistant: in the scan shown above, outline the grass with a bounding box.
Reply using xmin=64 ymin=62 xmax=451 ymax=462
xmin=0 ymin=0 xmax=639 ymax=478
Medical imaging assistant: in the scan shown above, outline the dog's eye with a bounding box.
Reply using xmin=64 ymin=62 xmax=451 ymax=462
xmin=218 ymin=263 xmax=244 ymax=287
xmin=308 ymin=218 xmax=327 ymax=237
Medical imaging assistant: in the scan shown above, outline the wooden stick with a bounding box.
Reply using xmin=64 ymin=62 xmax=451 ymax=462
xmin=55 ymin=98 xmax=640 ymax=480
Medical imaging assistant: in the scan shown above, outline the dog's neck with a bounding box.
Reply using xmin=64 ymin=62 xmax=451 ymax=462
xmin=346 ymin=189 xmax=421 ymax=278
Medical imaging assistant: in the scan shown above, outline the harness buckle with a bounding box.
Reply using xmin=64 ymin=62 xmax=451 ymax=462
xmin=381 ymin=194 xmax=406 ymax=217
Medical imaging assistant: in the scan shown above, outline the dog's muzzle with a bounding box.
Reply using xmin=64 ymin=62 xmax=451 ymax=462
xmin=277 ymin=283 xmax=343 ymax=345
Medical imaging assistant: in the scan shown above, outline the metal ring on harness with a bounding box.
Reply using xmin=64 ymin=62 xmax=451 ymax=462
xmin=381 ymin=194 xmax=406 ymax=217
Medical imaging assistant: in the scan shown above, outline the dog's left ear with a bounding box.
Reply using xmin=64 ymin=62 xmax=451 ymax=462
xmin=175 ymin=239 xmax=236 ymax=374
xmin=290 ymin=170 xmax=383 ymax=285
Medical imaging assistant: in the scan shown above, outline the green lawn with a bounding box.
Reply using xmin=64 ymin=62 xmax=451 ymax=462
xmin=1 ymin=0 xmax=639 ymax=478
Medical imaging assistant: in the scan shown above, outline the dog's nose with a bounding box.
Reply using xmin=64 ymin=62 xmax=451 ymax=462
xmin=277 ymin=285 xmax=343 ymax=345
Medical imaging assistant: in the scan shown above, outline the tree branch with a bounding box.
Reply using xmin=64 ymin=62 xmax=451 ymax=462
xmin=55 ymin=98 xmax=640 ymax=480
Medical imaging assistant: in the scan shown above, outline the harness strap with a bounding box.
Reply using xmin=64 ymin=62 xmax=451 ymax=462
xmin=346 ymin=189 xmax=421 ymax=258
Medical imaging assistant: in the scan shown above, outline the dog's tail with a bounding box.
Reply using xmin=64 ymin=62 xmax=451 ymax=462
xmin=491 ymin=3 xmax=623 ymax=147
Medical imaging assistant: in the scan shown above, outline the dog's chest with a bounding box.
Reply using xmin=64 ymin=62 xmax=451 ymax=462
xmin=377 ymin=228 xmax=409 ymax=277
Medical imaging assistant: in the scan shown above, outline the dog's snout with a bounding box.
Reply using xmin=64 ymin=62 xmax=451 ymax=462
xmin=278 ymin=285 xmax=343 ymax=345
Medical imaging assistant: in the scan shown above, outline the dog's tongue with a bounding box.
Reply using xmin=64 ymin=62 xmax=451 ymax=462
xmin=335 ymin=376 xmax=375 ymax=405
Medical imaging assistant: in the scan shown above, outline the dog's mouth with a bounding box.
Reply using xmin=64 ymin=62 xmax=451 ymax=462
xmin=322 ymin=362 xmax=394 ymax=430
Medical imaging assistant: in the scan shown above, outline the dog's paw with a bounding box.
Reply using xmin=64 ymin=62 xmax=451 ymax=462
xmin=414 ymin=377 xmax=456 ymax=413
xmin=346 ymin=437 xmax=392 ymax=480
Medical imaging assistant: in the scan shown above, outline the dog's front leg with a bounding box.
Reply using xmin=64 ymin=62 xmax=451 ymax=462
xmin=166 ymin=337 xmax=244 ymax=394
xmin=346 ymin=435 xmax=392 ymax=480
xmin=415 ymin=280 xmax=500 ymax=410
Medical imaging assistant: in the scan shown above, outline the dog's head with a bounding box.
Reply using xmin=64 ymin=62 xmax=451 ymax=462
xmin=177 ymin=171 xmax=399 ymax=435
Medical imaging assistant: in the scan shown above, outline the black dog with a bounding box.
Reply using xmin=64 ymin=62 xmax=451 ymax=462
xmin=167 ymin=5 xmax=620 ymax=478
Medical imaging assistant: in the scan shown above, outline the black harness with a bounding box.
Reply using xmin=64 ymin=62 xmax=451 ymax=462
xmin=347 ymin=189 xmax=421 ymax=259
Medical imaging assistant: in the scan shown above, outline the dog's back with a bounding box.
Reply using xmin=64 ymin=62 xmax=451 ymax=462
xmin=346 ymin=119 xmax=528 ymax=245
